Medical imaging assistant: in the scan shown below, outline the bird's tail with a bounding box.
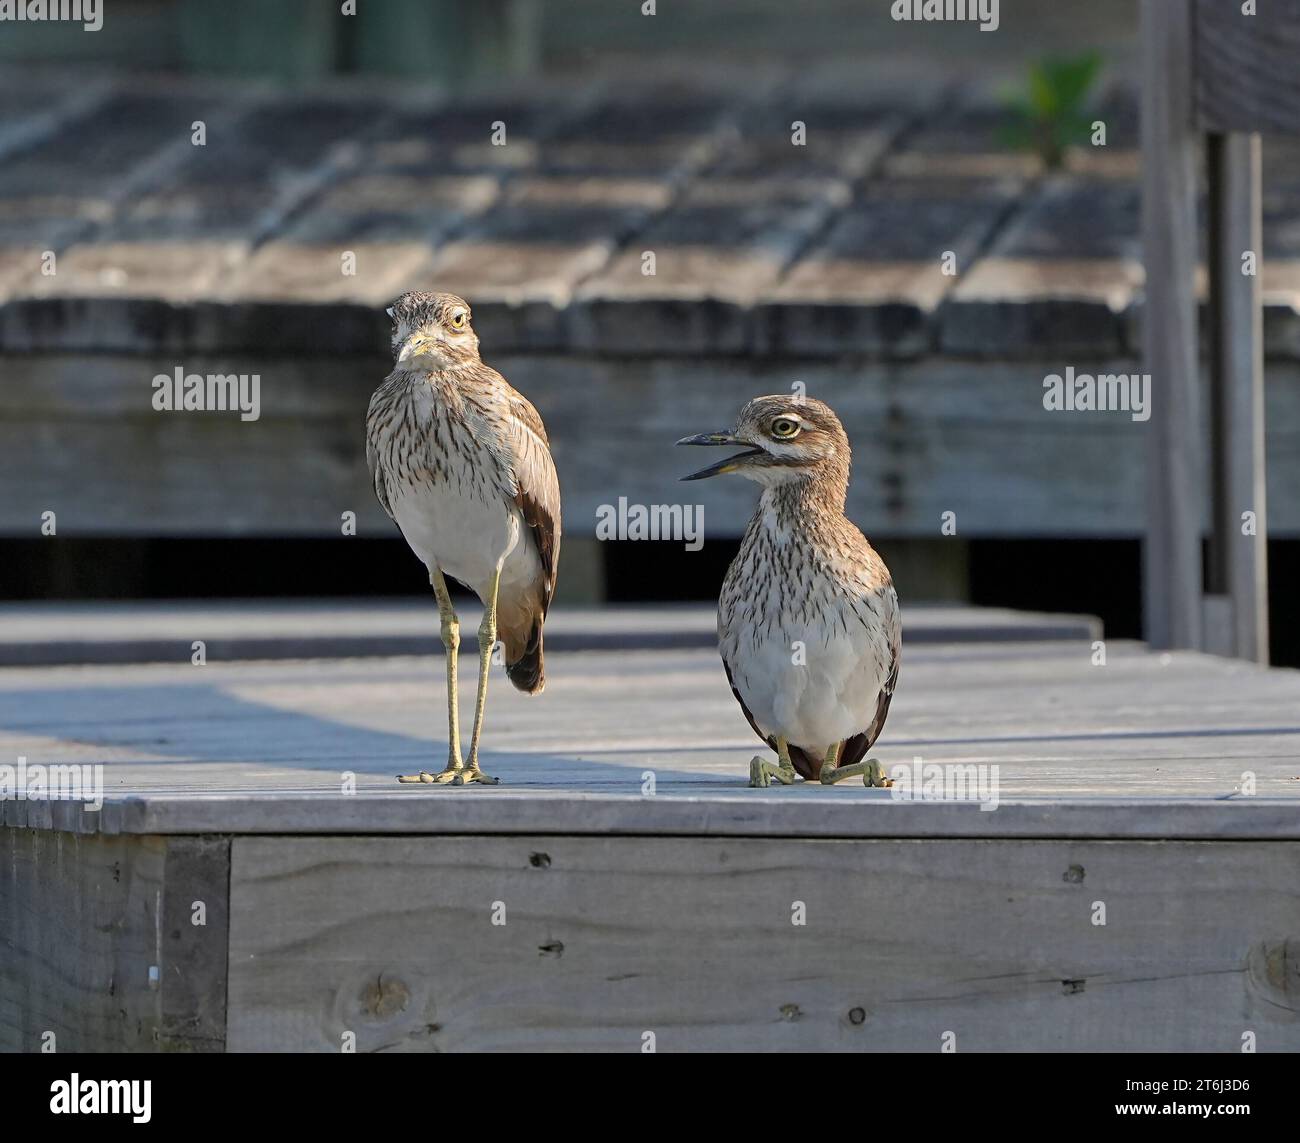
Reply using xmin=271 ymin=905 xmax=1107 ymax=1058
xmin=786 ymin=743 xmax=821 ymax=781
xmin=787 ymin=733 xmax=871 ymax=781
xmin=505 ymin=615 xmax=545 ymax=694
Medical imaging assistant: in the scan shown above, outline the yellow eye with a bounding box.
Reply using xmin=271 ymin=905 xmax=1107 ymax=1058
xmin=449 ymin=311 xmax=467 ymax=330
xmin=770 ymin=417 xmax=800 ymax=439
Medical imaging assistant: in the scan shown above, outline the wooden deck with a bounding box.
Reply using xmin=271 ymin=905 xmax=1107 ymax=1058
xmin=2 ymin=605 xmax=1299 ymax=1051
xmin=3 ymin=65 xmax=1300 ymax=546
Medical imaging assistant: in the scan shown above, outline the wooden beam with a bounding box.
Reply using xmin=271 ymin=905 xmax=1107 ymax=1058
xmin=1207 ymin=133 xmax=1269 ymax=663
xmin=1141 ymin=0 xmax=1203 ymax=650
xmin=0 ymin=830 xmax=230 ymax=1052
xmin=16 ymin=351 xmax=1300 ymax=542
xmin=225 ymin=834 xmax=1300 ymax=1052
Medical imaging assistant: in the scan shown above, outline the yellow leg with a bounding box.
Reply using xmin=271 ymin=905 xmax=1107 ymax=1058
xmin=398 ymin=568 xmax=466 ymax=785
xmin=749 ymin=735 xmax=797 ymax=788
xmin=821 ymin=742 xmax=892 ymax=787
xmin=462 ymin=565 xmax=502 ymax=784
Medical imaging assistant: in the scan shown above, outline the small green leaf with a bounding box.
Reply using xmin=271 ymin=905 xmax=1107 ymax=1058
xmin=1001 ymin=52 xmax=1103 ymax=170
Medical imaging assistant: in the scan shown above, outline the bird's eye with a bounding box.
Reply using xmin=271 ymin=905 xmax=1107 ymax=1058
xmin=449 ymin=311 xmax=467 ymax=330
xmin=770 ymin=417 xmax=800 ymax=439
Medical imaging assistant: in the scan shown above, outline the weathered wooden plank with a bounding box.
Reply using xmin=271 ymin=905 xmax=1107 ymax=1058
xmin=0 ymin=76 xmax=116 ymax=169
xmin=30 ymin=795 xmax=1300 ymax=843
xmin=2 ymin=354 xmax=1299 ymax=539
xmin=0 ymin=829 xmax=230 ymax=1051
xmin=14 ymin=92 xmax=342 ymax=311
xmin=1141 ymin=0 xmax=1204 ymax=651
xmin=536 ymin=80 xmax=754 ymax=177
xmin=569 ymin=176 xmax=851 ymax=354
xmin=0 ymin=87 xmax=228 ymax=306
xmin=218 ymin=173 xmax=500 ymax=307
xmin=226 ymin=834 xmax=1300 ymax=1051
xmin=942 ymin=177 xmax=1143 ymax=356
xmin=415 ymin=175 xmax=675 ymax=349
xmin=156 ymin=835 xmax=229 ymax=1051
xmin=756 ymin=178 xmax=1022 ymax=357
xmin=1207 ymin=133 xmax=1269 ymax=663
xmin=943 ymin=256 xmax=1141 ymax=357
xmin=366 ymin=91 xmax=578 ymax=176
xmin=707 ymin=97 xmax=900 ymax=182
xmin=0 ymin=601 xmax=1102 ymax=667
xmin=1195 ymin=0 xmax=1300 ymax=135
xmin=4 ymin=71 xmax=1300 ymax=365
xmin=2 ymin=637 xmax=1298 ymax=837
xmin=0 ymin=91 xmax=394 ymax=349
xmin=0 ymin=829 xmax=160 ymax=1051
xmin=670 ymin=57 xmax=946 ymax=296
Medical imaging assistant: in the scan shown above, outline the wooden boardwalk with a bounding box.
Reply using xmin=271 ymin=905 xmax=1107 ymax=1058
xmin=3 ymin=65 xmax=1300 ymax=545
xmin=3 ymin=606 xmax=1299 ymax=1051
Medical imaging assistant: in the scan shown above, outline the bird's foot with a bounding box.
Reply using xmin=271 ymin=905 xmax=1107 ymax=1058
xmin=864 ymin=758 xmax=892 ymax=788
xmin=749 ymin=755 xmax=795 ymax=788
xmin=819 ymin=757 xmax=893 ymax=787
xmin=397 ymin=759 xmax=491 ymax=785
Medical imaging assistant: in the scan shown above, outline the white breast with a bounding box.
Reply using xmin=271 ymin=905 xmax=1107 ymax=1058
xmin=374 ymin=377 xmax=539 ymax=602
xmin=390 ymin=483 xmax=524 ymax=600
xmin=722 ymin=600 xmax=893 ymax=756
xmin=718 ymin=505 xmax=897 ymax=756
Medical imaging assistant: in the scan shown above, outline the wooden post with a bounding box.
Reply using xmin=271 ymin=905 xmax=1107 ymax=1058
xmin=1140 ymin=0 xmax=1203 ymax=651
xmin=1207 ymin=133 xmax=1269 ymax=664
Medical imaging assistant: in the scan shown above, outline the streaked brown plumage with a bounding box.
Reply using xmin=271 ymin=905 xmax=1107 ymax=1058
xmin=679 ymin=396 xmax=900 ymax=787
xmin=366 ymin=291 xmax=560 ymax=784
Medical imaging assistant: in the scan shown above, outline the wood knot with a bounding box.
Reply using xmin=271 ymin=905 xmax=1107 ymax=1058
xmin=333 ymin=969 xmax=433 ymax=1048
xmin=529 ymin=852 xmax=551 ymax=869
xmin=359 ymin=974 xmax=411 ymax=1021
xmin=1063 ymin=864 xmax=1085 ymax=884
xmin=1246 ymin=939 xmax=1300 ymax=1012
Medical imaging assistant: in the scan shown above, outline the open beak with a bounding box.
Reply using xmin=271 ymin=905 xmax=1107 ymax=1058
xmin=676 ymin=430 xmax=765 ymax=481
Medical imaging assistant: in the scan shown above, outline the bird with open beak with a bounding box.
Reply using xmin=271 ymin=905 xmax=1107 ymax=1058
xmin=679 ymin=395 xmax=900 ymax=787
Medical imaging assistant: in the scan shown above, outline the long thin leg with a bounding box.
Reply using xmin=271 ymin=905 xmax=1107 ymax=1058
xmin=462 ymin=564 xmax=502 ymax=784
xmin=749 ymin=735 xmax=797 ymax=788
xmin=398 ymin=568 xmax=464 ymax=784
xmin=821 ymin=741 xmax=892 ymax=787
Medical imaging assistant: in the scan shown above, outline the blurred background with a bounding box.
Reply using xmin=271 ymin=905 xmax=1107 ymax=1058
xmin=1 ymin=0 xmax=1297 ymax=663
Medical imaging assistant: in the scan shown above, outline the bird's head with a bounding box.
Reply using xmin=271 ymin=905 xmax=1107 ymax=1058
xmin=387 ymin=290 xmax=480 ymax=369
xmin=677 ymin=394 xmax=850 ymax=487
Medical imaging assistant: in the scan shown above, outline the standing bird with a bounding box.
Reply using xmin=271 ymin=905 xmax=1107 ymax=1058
xmin=678 ymin=396 xmax=899 ymax=788
xmin=366 ymin=291 xmax=560 ymax=785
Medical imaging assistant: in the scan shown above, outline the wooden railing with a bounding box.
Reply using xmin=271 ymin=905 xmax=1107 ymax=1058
xmin=1141 ymin=0 xmax=1299 ymax=662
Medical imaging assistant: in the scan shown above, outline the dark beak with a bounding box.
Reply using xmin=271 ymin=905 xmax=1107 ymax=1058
xmin=676 ymin=431 xmax=763 ymax=481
